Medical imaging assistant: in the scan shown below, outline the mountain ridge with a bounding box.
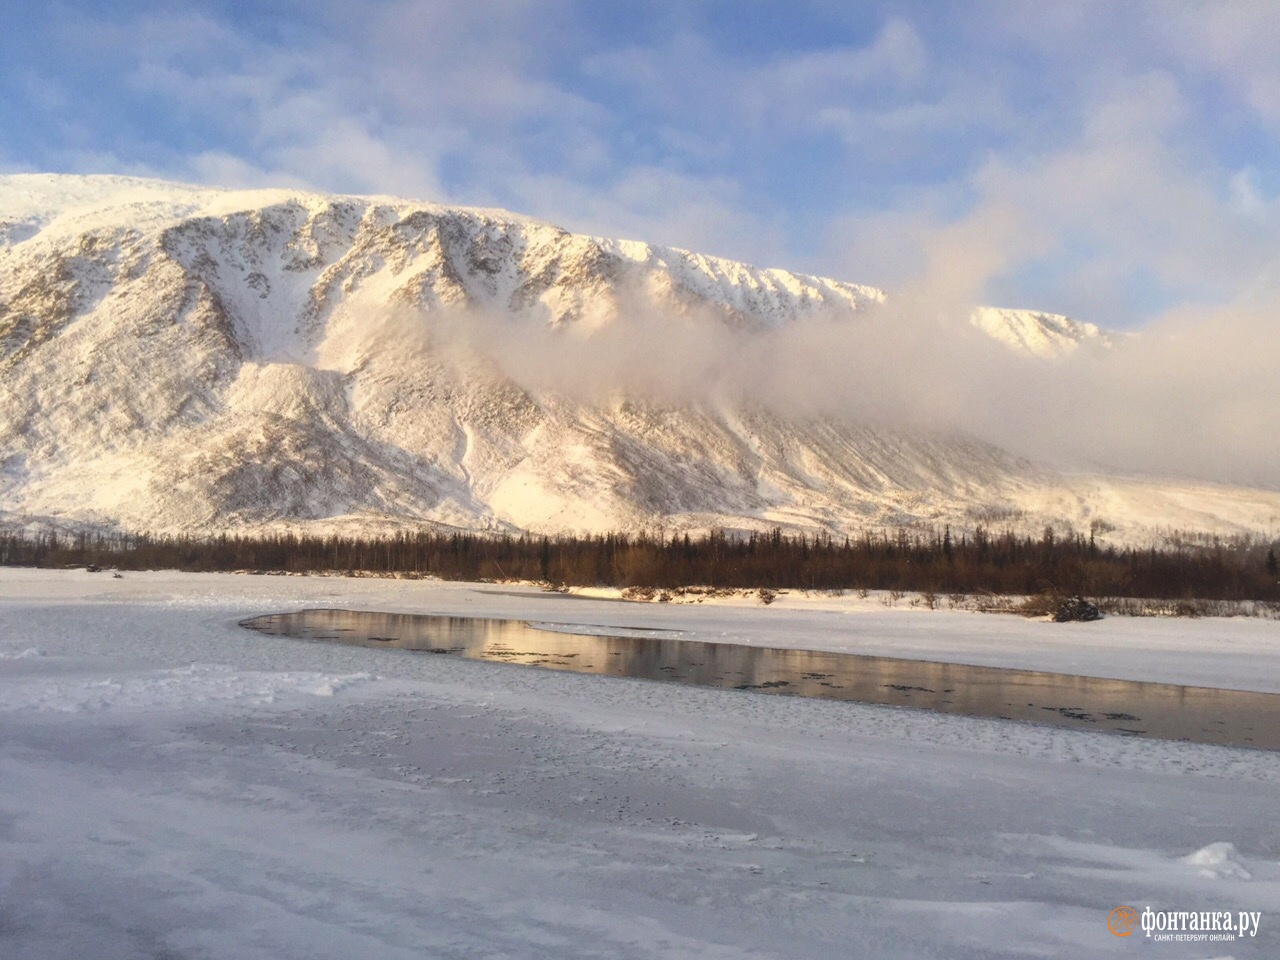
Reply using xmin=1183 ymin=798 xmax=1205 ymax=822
xmin=2 ymin=174 xmax=1278 ymax=545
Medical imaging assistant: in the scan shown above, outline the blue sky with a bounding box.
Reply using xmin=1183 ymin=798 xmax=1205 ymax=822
xmin=3 ymin=0 xmax=1279 ymax=329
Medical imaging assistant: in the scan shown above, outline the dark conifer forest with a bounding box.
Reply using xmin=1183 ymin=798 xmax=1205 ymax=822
xmin=3 ymin=526 xmax=1278 ymax=603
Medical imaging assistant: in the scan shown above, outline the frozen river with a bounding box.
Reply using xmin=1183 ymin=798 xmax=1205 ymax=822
xmin=3 ymin=569 xmax=1279 ymax=959
xmin=245 ymin=608 xmax=1280 ymax=749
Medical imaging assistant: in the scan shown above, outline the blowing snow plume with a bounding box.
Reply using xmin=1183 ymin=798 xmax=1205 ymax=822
xmin=976 ymin=291 xmax=1280 ymax=489
xmin=361 ymin=291 xmax=1280 ymax=492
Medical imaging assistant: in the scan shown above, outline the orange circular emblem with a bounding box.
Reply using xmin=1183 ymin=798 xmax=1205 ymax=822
xmin=1108 ymin=905 xmax=1138 ymax=937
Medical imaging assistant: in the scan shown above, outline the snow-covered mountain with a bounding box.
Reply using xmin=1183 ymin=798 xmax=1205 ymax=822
xmin=2 ymin=174 xmax=1278 ymax=544
xmin=969 ymin=306 xmax=1111 ymax=358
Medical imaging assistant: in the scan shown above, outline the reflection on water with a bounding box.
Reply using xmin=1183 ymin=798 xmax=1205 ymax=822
xmin=240 ymin=609 xmax=1280 ymax=751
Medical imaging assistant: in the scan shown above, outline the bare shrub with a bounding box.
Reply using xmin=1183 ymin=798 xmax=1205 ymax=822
xmin=1017 ymin=591 xmax=1063 ymax=618
xmin=1173 ymin=598 xmax=1204 ymax=618
xmin=1093 ymin=596 xmax=1280 ymax=618
xmin=972 ymin=592 xmax=1015 ymax=614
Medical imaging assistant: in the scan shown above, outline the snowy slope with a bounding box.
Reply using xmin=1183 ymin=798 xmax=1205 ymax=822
xmin=2 ymin=173 xmax=1278 ymax=543
xmin=970 ymin=306 xmax=1111 ymax=357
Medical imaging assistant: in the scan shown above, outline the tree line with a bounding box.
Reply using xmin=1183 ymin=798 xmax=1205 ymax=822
xmin=2 ymin=525 xmax=1278 ymax=601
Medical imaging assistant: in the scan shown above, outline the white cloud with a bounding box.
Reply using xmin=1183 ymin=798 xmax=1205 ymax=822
xmin=1158 ymin=2 xmax=1280 ymax=124
xmin=824 ymin=62 xmax=1280 ymax=327
xmin=584 ymin=17 xmax=934 ymax=137
xmin=505 ymin=166 xmax=787 ymax=267
xmin=764 ymin=18 xmax=927 ymax=92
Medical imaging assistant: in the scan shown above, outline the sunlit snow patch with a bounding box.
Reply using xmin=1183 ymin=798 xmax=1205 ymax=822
xmin=1181 ymin=842 xmax=1253 ymax=880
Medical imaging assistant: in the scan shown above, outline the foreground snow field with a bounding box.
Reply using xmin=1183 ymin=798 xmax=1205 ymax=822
xmin=2 ymin=569 xmax=1278 ymax=959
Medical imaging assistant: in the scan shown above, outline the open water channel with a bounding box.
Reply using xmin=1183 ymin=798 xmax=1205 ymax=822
xmin=241 ymin=609 xmax=1280 ymax=750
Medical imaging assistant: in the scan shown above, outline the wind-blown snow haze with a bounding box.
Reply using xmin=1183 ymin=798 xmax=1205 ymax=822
xmin=407 ymin=289 xmax=1280 ymax=489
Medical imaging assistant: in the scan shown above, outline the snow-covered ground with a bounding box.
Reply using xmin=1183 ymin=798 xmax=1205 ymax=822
xmin=2 ymin=568 xmax=1278 ymax=959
